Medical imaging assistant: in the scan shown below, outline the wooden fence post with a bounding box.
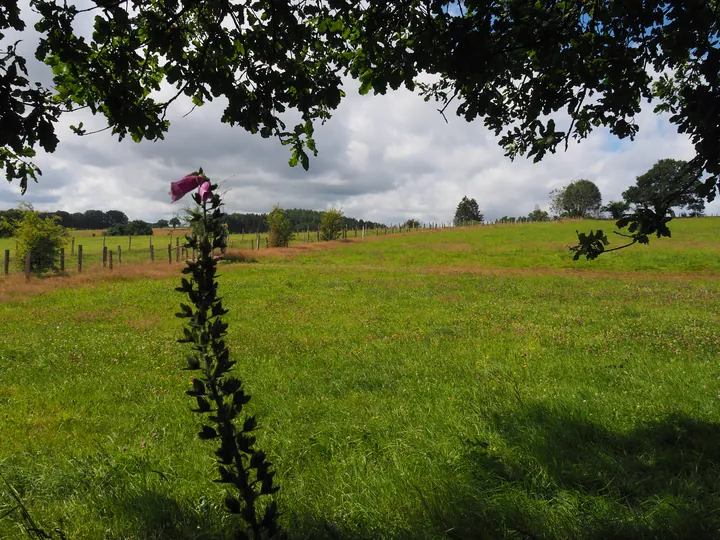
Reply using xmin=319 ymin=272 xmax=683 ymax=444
xmin=118 ymin=246 xmax=122 ymax=264
xmin=102 ymin=235 xmax=106 ymax=248
xmin=71 ymin=237 xmax=75 ymax=256
xmin=78 ymin=245 xmax=83 ymax=273
xmin=60 ymin=248 xmax=65 ymax=272
xmin=168 ymin=244 xmax=172 ymax=264
xmin=128 ymin=236 xmax=132 ymax=251
xmin=102 ymin=246 xmax=108 ymax=268
xmin=25 ymin=251 xmax=31 ymax=281
xmin=4 ymin=250 xmax=9 ymax=275
xmin=109 ymin=250 xmax=113 ymax=270
xmin=176 ymin=237 xmax=180 ymax=262
xmin=150 ymin=245 xmax=155 ymax=261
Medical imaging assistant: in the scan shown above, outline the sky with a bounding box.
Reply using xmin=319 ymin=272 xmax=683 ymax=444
xmin=2 ymin=6 xmax=717 ymax=225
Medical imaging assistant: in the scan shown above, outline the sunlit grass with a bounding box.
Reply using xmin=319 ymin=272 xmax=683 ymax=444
xmin=1 ymin=219 xmax=719 ymax=538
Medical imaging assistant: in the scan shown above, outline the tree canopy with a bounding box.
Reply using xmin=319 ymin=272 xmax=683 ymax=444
xmin=550 ymin=179 xmax=602 ymax=218
xmin=2 ymin=0 xmax=719 ymax=257
xmin=623 ymin=159 xmax=706 ymax=216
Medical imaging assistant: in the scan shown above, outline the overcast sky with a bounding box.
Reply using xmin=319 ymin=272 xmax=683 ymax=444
xmin=2 ymin=6 xmax=717 ymax=224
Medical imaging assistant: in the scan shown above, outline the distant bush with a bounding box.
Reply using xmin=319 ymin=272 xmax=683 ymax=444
xmin=14 ymin=203 xmax=69 ymax=274
xmin=320 ymin=208 xmax=343 ymax=241
xmin=267 ymin=205 xmax=294 ymax=247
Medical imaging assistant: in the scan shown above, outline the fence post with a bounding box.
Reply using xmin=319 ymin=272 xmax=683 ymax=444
xmin=150 ymin=245 xmax=155 ymax=262
xmin=109 ymin=250 xmax=113 ymax=270
xmin=168 ymin=244 xmax=172 ymax=264
xmin=71 ymin=236 xmax=75 ymax=256
xmin=78 ymin=245 xmax=83 ymax=273
xmin=176 ymin=237 xmax=180 ymax=262
xmin=102 ymin=246 xmax=108 ymax=268
xmin=128 ymin=235 xmax=132 ymax=251
xmin=118 ymin=246 xmax=122 ymax=264
xmin=60 ymin=247 xmax=65 ymax=272
xmin=4 ymin=250 xmax=9 ymax=275
xmin=102 ymin=235 xmax=106 ymax=248
xmin=25 ymin=251 xmax=31 ymax=280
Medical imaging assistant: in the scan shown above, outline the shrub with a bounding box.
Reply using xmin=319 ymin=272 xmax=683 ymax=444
xmin=266 ymin=205 xmax=294 ymax=247
xmin=14 ymin=203 xmax=69 ymax=273
xmin=320 ymin=208 xmax=343 ymax=241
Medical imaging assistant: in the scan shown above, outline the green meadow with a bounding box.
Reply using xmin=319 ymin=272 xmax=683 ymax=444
xmin=1 ymin=218 xmax=720 ymax=538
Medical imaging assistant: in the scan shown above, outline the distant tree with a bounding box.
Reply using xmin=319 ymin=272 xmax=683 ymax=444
xmin=155 ymin=219 xmax=170 ymax=228
xmin=266 ymin=205 xmax=294 ymax=247
xmin=454 ymin=196 xmax=484 ymax=225
xmin=82 ymin=209 xmax=110 ymax=229
xmin=106 ymin=210 xmax=129 ymax=226
xmin=550 ymin=179 xmax=602 ymax=218
xmin=320 ymin=208 xmax=343 ymax=241
xmin=622 ymin=159 xmax=706 ymax=217
xmin=403 ymin=218 xmax=421 ymax=229
xmin=14 ymin=203 xmax=69 ymax=273
xmin=169 ymin=216 xmax=182 ymax=229
xmin=602 ymin=200 xmax=631 ymax=219
xmin=527 ymin=205 xmax=550 ymax=222
xmin=107 ymin=220 xmax=153 ymax=236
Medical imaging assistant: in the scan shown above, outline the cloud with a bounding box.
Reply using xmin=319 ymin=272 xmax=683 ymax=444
xmin=4 ymin=5 xmax=718 ymax=223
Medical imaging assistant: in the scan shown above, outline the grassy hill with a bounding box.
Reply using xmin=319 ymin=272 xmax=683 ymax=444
xmin=1 ymin=219 xmax=719 ymax=538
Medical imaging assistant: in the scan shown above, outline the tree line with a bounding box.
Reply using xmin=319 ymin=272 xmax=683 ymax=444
xmin=456 ymin=158 xmax=709 ymax=226
xmin=224 ymin=209 xmax=385 ymax=234
xmin=0 ymin=206 xmax=386 ymax=238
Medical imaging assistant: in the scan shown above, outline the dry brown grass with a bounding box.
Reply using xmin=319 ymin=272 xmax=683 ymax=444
xmin=0 ymin=240 xmax=350 ymax=303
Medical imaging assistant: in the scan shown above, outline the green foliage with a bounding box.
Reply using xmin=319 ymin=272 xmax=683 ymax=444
xmin=454 ymin=197 xmax=484 ymax=225
xmin=177 ymin=173 xmax=281 ymax=539
xmin=320 ymin=208 xmax=344 ymax=241
xmin=169 ymin=217 xmax=181 ymax=229
xmin=0 ymin=216 xmax=15 ymax=238
xmin=13 ymin=203 xmax=68 ymax=273
xmin=154 ymin=219 xmax=169 ymax=228
xmin=550 ymin=180 xmax=602 ymax=218
xmin=266 ymin=206 xmax=294 ymax=248
xmin=527 ymin=205 xmax=550 ymax=222
xmin=602 ymin=201 xmax=631 ymax=220
xmin=623 ymin=159 xmax=706 ymax=215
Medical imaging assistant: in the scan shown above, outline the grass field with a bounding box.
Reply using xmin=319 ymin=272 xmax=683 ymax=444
xmin=1 ymin=218 xmax=719 ymax=538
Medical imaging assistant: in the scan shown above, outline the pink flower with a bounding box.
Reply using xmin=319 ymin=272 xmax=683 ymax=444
xmin=198 ymin=181 xmax=212 ymax=202
xmin=169 ymin=175 xmax=205 ymax=202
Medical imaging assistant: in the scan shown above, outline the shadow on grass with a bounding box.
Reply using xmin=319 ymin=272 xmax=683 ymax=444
xmin=110 ymin=408 xmax=720 ymax=539
xmin=434 ymin=406 xmax=720 ymax=539
xmin=112 ymin=490 xmax=227 ymax=540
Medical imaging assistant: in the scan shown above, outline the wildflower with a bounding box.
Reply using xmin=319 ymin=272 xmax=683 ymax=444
xmin=169 ymin=174 xmax=205 ymax=202
xmin=198 ymin=181 xmax=212 ymax=202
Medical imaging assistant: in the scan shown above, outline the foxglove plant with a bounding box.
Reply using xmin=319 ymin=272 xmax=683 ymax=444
xmin=172 ymin=169 xmax=281 ymax=539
